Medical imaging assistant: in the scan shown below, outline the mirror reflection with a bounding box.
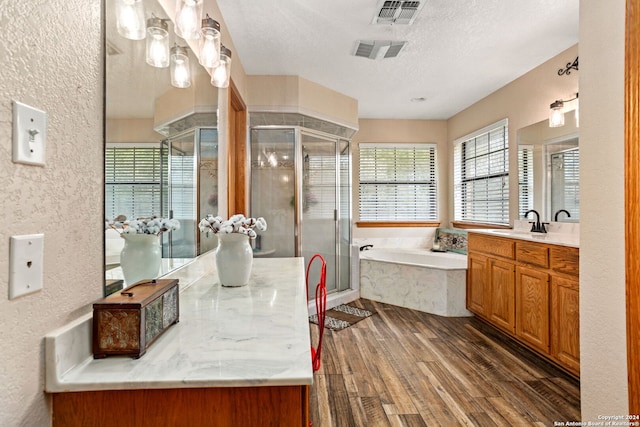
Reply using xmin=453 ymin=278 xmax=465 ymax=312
xmin=518 ymin=109 xmax=579 ymax=223
xmin=105 ymin=0 xmax=219 ymax=294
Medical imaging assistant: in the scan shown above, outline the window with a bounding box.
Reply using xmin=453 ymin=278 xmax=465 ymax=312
xmin=550 ymin=147 xmax=580 ymax=219
xmin=359 ymin=143 xmax=437 ymax=221
xmin=453 ymin=119 xmax=509 ymax=225
xmin=105 ymin=145 xmax=162 ymax=221
xmin=518 ymin=144 xmax=534 ymax=218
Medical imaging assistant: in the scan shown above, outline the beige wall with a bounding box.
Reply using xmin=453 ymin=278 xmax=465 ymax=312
xmin=0 ymin=1 xmax=104 ymax=426
xmin=153 ymin=72 xmax=219 ymax=130
xmin=247 ymin=75 xmax=359 ymax=130
xmin=579 ymin=0 xmax=628 ymax=419
xmin=447 ymin=44 xmax=579 ymax=225
xmin=106 ymin=118 xmax=164 ymax=143
xmin=352 ymin=119 xmax=448 ymax=241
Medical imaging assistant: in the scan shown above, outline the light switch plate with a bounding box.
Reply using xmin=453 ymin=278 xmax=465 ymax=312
xmin=9 ymin=234 xmax=44 ymax=300
xmin=12 ymin=100 xmax=47 ymax=166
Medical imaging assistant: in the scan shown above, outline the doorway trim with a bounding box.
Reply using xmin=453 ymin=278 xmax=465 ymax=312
xmin=228 ymin=79 xmax=247 ymax=215
xmin=625 ymin=0 xmax=640 ymax=413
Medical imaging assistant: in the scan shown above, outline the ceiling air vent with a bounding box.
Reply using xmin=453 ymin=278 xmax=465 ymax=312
xmin=353 ymin=40 xmax=407 ymax=59
xmin=373 ymin=0 xmax=424 ymax=25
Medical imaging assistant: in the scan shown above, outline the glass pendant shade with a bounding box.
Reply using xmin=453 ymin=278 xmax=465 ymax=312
xmin=115 ymin=0 xmax=146 ymax=40
xmin=170 ymin=46 xmax=192 ymax=88
xmin=199 ymin=16 xmax=221 ymax=68
xmin=146 ymin=18 xmax=170 ymax=68
xmin=174 ymin=0 xmax=203 ymax=40
xmin=211 ymin=45 xmax=232 ymax=88
xmin=549 ymin=101 xmax=565 ymax=128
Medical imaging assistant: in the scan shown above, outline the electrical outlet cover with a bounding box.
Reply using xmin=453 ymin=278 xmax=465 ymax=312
xmin=9 ymin=234 xmax=44 ymax=299
xmin=12 ymin=100 xmax=47 ymax=166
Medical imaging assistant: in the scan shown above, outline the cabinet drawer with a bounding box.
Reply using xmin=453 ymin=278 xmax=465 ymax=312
xmin=468 ymin=234 xmax=515 ymax=259
xmin=516 ymin=242 xmax=549 ymax=268
xmin=550 ymin=246 xmax=579 ymax=276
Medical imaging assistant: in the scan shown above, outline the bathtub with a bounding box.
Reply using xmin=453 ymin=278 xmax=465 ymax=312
xmin=359 ymin=248 xmax=473 ymax=317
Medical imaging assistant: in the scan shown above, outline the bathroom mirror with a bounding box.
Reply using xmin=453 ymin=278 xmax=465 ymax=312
xmin=517 ymin=110 xmax=579 ymax=223
xmin=105 ymin=0 xmax=219 ymax=293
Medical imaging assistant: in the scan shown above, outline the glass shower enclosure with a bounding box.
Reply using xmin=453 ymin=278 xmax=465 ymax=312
xmin=161 ymin=127 xmax=218 ymax=258
xmin=250 ymin=127 xmax=351 ymax=298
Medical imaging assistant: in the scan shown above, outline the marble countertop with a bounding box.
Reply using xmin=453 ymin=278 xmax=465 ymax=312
xmin=45 ymin=256 xmax=313 ymax=392
xmin=468 ymin=228 xmax=579 ymax=248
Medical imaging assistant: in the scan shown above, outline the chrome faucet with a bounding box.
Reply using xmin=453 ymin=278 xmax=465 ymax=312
xmin=525 ymin=209 xmax=548 ymax=233
xmin=554 ymin=209 xmax=571 ymax=222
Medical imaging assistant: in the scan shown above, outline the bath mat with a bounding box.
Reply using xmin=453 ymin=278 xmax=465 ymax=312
xmin=309 ymin=302 xmax=376 ymax=331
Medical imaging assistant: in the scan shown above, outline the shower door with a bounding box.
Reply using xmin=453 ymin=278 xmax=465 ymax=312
xmin=250 ymin=127 xmax=351 ymax=298
xmin=300 ymin=132 xmax=338 ymax=297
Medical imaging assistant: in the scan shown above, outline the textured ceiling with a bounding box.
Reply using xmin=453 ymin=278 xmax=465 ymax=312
xmin=216 ymin=0 xmax=579 ymax=119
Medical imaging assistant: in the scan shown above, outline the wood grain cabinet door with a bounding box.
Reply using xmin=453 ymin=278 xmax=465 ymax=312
xmin=516 ymin=266 xmax=550 ymax=353
xmin=551 ymin=275 xmax=580 ymax=375
xmin=488 ymin=259 xmax=516 ymax=333
xmin=467 ymin=252 xmax=490 ymax=317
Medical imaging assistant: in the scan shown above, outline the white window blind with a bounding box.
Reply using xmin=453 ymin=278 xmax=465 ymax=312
xmin=518 ymin=144 xmax=534 ymax=218
xmin=453 ymin=119 xmax=509 ymax=225
xmin=105 ymin=146 xmax=162 ymax=220
xmin=553 ymin=148 xmax=580 ymax=219
xmin=169 ymin=154 xmax=195 ymax=220
xmin=304 ymin=152 xmax=336 ymax=220
xmin=359 ymin=143 xmax=437 ymax=221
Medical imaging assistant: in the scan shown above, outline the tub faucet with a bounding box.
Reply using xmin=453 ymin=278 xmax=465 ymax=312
xmin=525 ymin=209 xmax=548 ymax=233
xmin=554 ymin=209 xmax=571 ymax=222
xmin=359 ymin=244 xmax=374 ymax=251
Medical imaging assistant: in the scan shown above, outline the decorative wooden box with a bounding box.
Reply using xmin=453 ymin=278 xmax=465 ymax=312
xmin=92 ymin=278 xmax=179 ymax=359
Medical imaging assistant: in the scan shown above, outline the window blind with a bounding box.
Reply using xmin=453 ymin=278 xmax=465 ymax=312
xmin=554 ymin=147 xmax=580 ymax=219
xmin=518 ymin=145 xmax=534 ymax=218
xmin=105 ymin=147 xmax=162 ymax=220
xmin=453 ymin=119 xmax=509 ymax=225
xmin=359 ymin=143 xmax=437 ymax=221
xmin=169 ymin=154 xmax=195 ymax=220
xmin=303 ymin=152 xmax=336 ymax=220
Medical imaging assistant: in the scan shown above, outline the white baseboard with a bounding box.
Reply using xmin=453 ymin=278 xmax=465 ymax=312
xmin=307 ymin=289 xmax=360 ymax=316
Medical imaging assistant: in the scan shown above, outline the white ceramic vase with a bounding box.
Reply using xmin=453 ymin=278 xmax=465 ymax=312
xmin=215 ymin=233 xmax=253 ymax=287
xmin=119 ymin=233 xmax=162 ymax=285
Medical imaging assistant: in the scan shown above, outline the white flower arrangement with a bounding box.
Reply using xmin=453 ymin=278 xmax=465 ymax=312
xmin=198 ymin=213 xmax=267 ymax=239
xmin=106 ymin=216 xmax=181 ymax=236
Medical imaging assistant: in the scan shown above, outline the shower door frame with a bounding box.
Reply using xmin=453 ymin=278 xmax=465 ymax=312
xmin=249 ymin=125 xmax=352 ymax=296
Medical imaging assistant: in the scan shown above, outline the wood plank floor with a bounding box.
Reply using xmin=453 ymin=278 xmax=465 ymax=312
xmin=309 ymin=299 xmax=580 ymax=427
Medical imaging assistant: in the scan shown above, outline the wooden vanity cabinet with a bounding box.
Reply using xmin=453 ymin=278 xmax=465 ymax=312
xmin=467 ymin=232 xmax=579 ymax=377
xmin=515 ymin=266 xmax=550 ymax=353
xmin=467 ymin=253 xmax=490 ymax=316
xmin=488 ymin=258 xmax=516 ymax=333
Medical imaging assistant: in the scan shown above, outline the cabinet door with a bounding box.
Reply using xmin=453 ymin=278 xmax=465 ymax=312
xmin=516 ymin=266 xmax=550 ymax=353
xmin=467 ymin=252 xmax=490 ymax=317
xmin=489 ymin=259 xmax=516 ymax=333
xmin=551 ymin=275 xmax=580 ymax=375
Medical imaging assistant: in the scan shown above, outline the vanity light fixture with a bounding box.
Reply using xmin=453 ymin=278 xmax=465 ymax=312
xmin=549 ymin=93 xmax=579 ymax=128
xmin=174 ymin=0 xmax=203 ymax=40
xmin=211 ymin=45 xmax=232 ymax=88
xmin=115 ymin=0 xmax=146 ymax=40
xmin=145 ymin=16 xmax=170 ymax=68
xmin=199 ymin=15 xmax=221 ymax=69
xmin=170 ymin=45 xmax=192 ymax=88
xmin=549 ymin=100 xmax=565 ymax=127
